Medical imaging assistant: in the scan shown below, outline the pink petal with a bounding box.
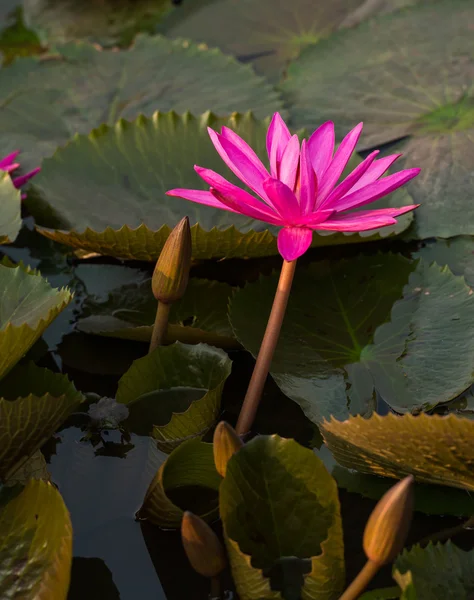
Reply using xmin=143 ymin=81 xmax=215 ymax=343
xmin=331 ymin=168 xmax=421 ymax=212
xmin=220 ymin=126 xmax=269 ymax=178
xmin=298 ymin=209 xmax=335 ymax=226
xmin=316 ymin=122 xmax=363 ymax=206
xmin=195 ymin=166 xmax=282 ymax=224
xmin=279 ymin=134 xmax=300 ymax=191
xmin=0 ymin=151 xmax=20 ymax=169
xmin=1 ymin=163 xmax=20 ymax=174
xmin=263 ymin=178 xmax=301 ymax=223
xmin=277 ymin=227 xmax=313 ymax=261
xmin=312 ymin=205 xmax=418 ymax=232
xmin=12 ymin=167 xmax=40 ymax=188
xmin=207 ymin=128 xmax=269 ymax=201
xmin=266 ymin=113 xmax=291 ymax=177
xmin=307 ymin=121 xmax=335 ymax=182
xmin=348 ymin=154 xmax=402 ymax=194
xmin=166 ymin=188 xmax=240 ymax=213
xmin=322 ymin=150 xmax=379 ymax=208
xmin=297 ymin=139 xmax=316 ymax=215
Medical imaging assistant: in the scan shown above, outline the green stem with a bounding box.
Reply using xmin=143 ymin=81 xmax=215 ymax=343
xmin=149 ymin=301 xmax=171 ymax=353
xmin=339 ymin=560 xmax=381 ymax=600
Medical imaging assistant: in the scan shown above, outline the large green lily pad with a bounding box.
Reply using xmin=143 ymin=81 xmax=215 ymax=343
xmin=0 ymin=36 xmax=283 ymax=171
xmin=220 ymin=435 xmax=344 ymax=600
xmin=413 ymin=237 xmax=474 ymax=288
xmin=394 ymin=542 xmax=474 ymax=599
xmin=321 ymin=413 xmax=474 ymax=491
xmin=0 ymin=479 xmax=73 ymax=600
xmin=0 ymin=362 xmax=83 ymax=481
xmin=0 ymin=262 xmax=72 ymax=381
xmin=23 ymin=0 xmax=173 ymax=47
xmin=33 ymin=111 xmax=413 ymax=260
xmin=282 ymin=0 xmax=474 ymax=239
xmin=75 ymin=264 xmax=237 ymax=347
xmin=116 ymin=342 xmax=232 ymax=452
xmin=0 ymin=171 xmax=21 ymax=244
xmin=156 ymin=0 xmax=366 ymax=80
xmin=230 ymin=255 xmax=474 ymax=422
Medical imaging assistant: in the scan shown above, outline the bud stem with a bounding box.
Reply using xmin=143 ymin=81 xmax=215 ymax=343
xmin=210 ymin=576 xmax=222 ymax=599
xmin=236 ymin=259 xmax=297 ymax=436
xmin=149 ymin=301 xmax=171 ymax=353
xmin=339 ymin=559 xmax=380 ymax=600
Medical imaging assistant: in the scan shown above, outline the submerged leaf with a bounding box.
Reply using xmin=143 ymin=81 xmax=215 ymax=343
xmin=0 ymin=479 xmax=72 ymax=600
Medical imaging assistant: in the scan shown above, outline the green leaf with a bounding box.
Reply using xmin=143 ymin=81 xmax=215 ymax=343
xmin=157 ymin=0 xmax=366 ymax=80
xmin=138 ymin=438 xmax=221 ymax=528
xmin=5 ymin=450 xmax=51 ymax=487
xmin=412 ymin=237 xmax=474 ymax=288
xmin=321 ymin=413 xmax=474 ymax=491
xmin=394 ymin=542 xmax=474 ymax=599
xmin=75 ymin=264 xmax=238 ymax=348
xmin=231 ymin=255 xmax=474 ymax=422
xmin=282 ymin=0 xmax=474 ymax=239
xmin=0 ymin=36 xmax=283 ymax=172
xmin=220 ymin=435 xmax=344 ymax=600
xmin=23 ymin=0 xmax=173 ymax=47
xmin=332 ymin=467 xmax=474 ymax=517
xmin=0 ymin=362 xmax=84 ymax=481
xmin=0 ymin=172 xmax=21 ymax=244
xmin=0 ymin=479 xmax=72 ymax=600
xmin=359 ymin=588 xmax=401 ymax=600
xmin=32 ymin=111 xmax=413 ymax=261
xmin=116 ymin=342 xmax=232 ymax=452
xmin=0 ymin=263 xmax=72 ymax=381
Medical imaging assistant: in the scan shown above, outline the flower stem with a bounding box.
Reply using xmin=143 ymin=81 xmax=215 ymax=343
xmin=339 ymin=560 xmax=381 ymax=600
xmin=149 ymin=301 xmax=171 ymax=353
xmin=236 ymin=259 xmax=297 ymax=436
xmin=210 ymin=576 xmax=222 ymax=599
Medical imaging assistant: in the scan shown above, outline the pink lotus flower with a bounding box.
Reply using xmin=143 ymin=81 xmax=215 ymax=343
xmin=167 ymin=113 xmax=420 ymax=261
xmin=0 ymin=151 xmax=40 ymax=199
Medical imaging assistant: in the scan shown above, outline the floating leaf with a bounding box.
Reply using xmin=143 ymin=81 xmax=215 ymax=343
xmin=413 ymin=237 xmax=474 ymax=288
xmin=157 ymin=0 xmax=366 ymax=80
xmin=139 ymin=438 xmax=221 ymax=528
xmin=0 ymin=172 xmax=21 ymax=244
xmin=0 ymin=362 xmax=84 ymax=481
xmin=116 ymin=342 xmax=232 ymax=452
xmin=33 ymin=111 xmax=413 ymax=260
xmin=394 ymin=542 xmax=474 ymax=599
xmin=231 ymin=255 xmax=474 ymax=422
xmin=322 ymin=413 xmax=474 ymax=491
xmin=23 ymin=0 xmax=173 ymax=47
xmin=0 ymin=262 xmax=72 ymax=381
xmin=0 ymin=36 xmax=283 ymax=171
xmin=5 ymin=450 xmax=51 ymax=487
xmin=282 ymin=0 xmax=474 ymax=239
xmin=75 ymin=264 xmax=237 ymax=348
xmin=0 ymin=479 xmax=72 ymax=600
xmin=220 ymin=435 xmax=344 ymax=600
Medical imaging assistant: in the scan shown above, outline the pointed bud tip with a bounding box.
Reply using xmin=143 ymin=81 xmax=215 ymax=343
xmin=181 ymin=511 xmax=227 ymax=578
xmin=213 ymin=421 xmax=244 ymax=478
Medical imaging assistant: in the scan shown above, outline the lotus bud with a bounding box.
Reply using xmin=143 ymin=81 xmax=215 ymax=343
xmin=213 ymin=421 xmax=244 ymax=478
xmin=181 ymin=511 xmax=227 ymax=578
xmin=152 ymin=216 xmax=192 ymax=304
xmin=363 ymin=475 xmax=415 ymax=565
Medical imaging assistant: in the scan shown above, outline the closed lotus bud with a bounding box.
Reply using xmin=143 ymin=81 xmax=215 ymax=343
xmin=152 ymin=216 xmax=192 ymax=304
xmin=181 ymin=511 xmax=227 ymax=578
xmin=363 ymin=475 xmax=414 ymax=565
xmin=213 ymin=421 xmax=244 ymax=478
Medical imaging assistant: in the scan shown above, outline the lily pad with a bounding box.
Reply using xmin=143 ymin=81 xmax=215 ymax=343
xmin=33 ymin=111 xmax=413 ymax=261
xmin=230 ymin=255 xmax=474 ymax=422
xmin=413 ymin=237 xmax=474 ymax=288
xmin=5 ymin=450 xmax=51 ymax=487
xmin=394 ymin=542 xmax=474 ymax=599
xmin=0 ymin=262 xmax=72 ymax=381
xmin=0 ymin=171 xmax=21 ymax=244
xmin=0 ymin=479 xmax=73 ymax=600
xmin=220 ymin=435 xmax=344 ymax=600
xmin=157 ymin=0 xmax=366 ymax=80
xmin=138 ymin=438 xmax=221 ymax=528
xmin=75 ymin=264 xmax=237 ymax=348
xmin=23 ymin=0 xmax=173 ymax=47
xmin=321 ymin=413 xmax=474 ymax=491
xmin=116 ymin=342 xmax=232 ymax=452
xmin=0 ymin=362 xmax=84 ymax=481
xmin=282 ymin=0 xmax=474 ymax=239
xmin=0 ymin=36 xmax=283 ymax=172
